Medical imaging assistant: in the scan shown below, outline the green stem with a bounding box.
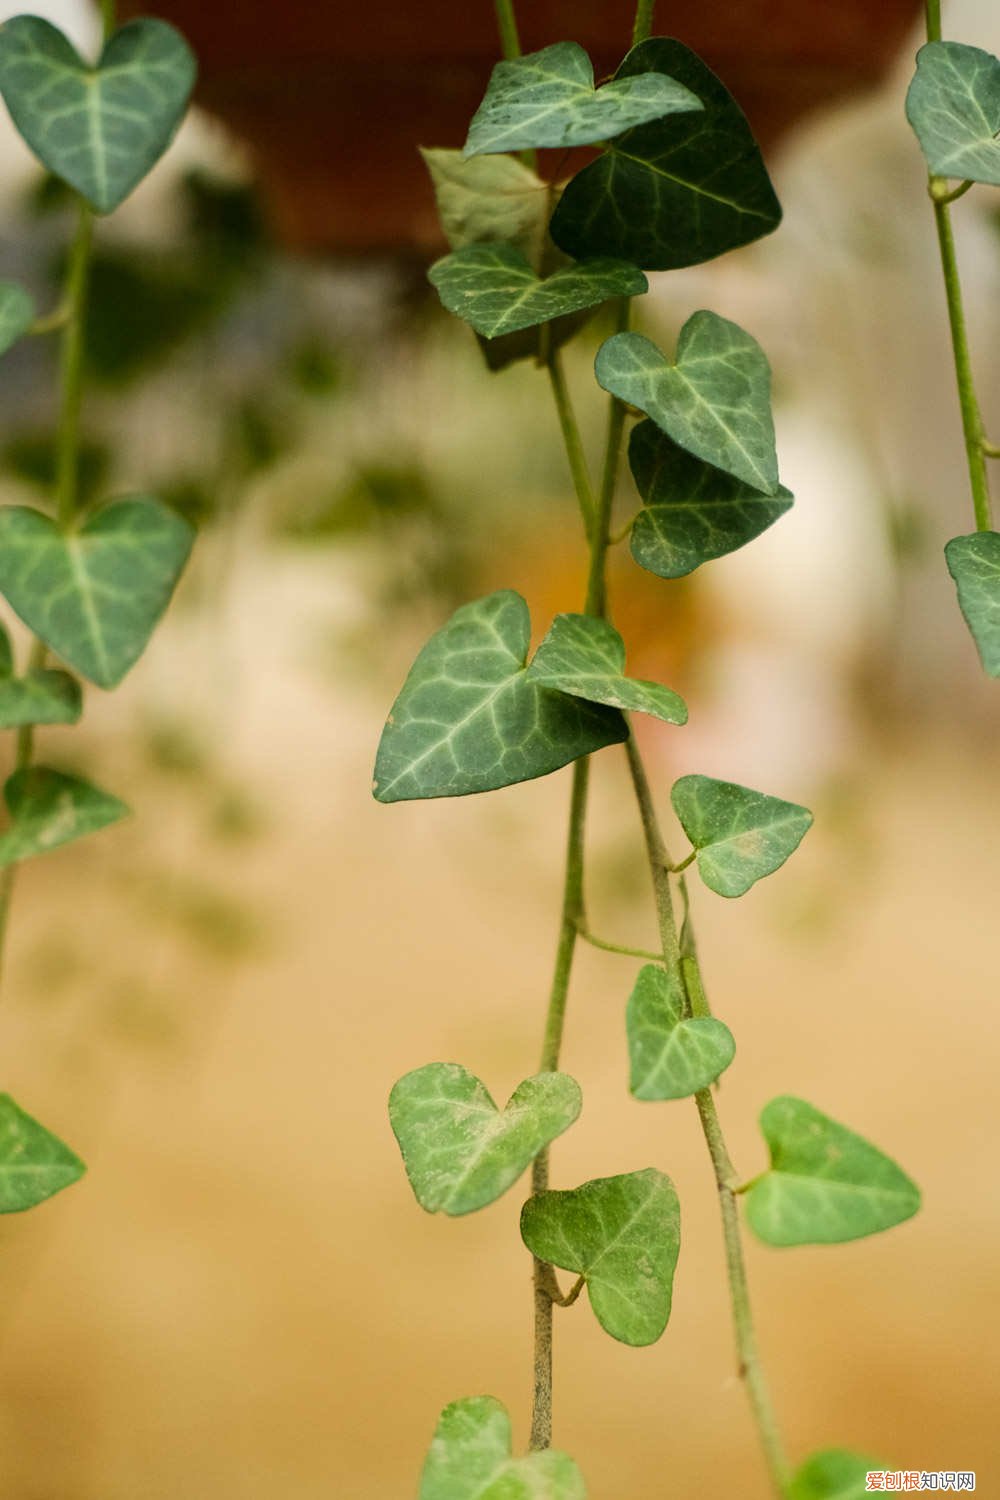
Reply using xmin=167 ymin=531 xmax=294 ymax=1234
xmin=101 ymin=0 xmax=118 ymax=37
xmin=493 ymin=0 xmax=522 ymax=60
xmin=632 ymin=0 xmax=656 ymax=47
xmin=624 ymin=731 xmax=791 ymax=1498
xmin=576 ymin=924 xmax=661 ymax=963
xmin=55 ymin=202 xmax=94 ymax=531
xmin=930 ymin=194 xmax=993 ymax=531
xmin=925 ymin=0 xmax=942 ymax=42
xmin=585 ymin=299 xmax=631 ymax=618
xmin=546 ymin=350 xmax=595 ymax=539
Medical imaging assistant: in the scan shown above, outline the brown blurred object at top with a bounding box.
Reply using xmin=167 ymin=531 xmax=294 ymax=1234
xmin=117 ymin=0 xmax=923 ymax=253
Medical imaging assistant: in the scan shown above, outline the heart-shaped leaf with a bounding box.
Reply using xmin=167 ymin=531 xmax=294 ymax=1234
xmin=0 ymin=17 xmax=196 ymax=214
xmin=0 ymin=280 xmax=34 ymax=357
xmin=595 ymin=313 xmax=779 ymax=494
xmin=420 ymin=1396 xmax=584 ymax=1500
xmin=0 ymin=766 xmax=128 ymax=867
xmin=428 ymin=243 xmax=647 ymax=339
xmin=373 ymin=591 xmax=627 ymax=803
xmin=389 ymin=1062 xmax=581 ymax=1217
xmin=0 ymin=1093 xmax=85 ymax=1212
xmin=789 ymin=1450 xmax=883 ymax=1500
xmin=945 ymin=531 xmax=1000 ymax=677
xmin=420 ymin=148 xmax=551 ymax=267
xmin=550 ymin=39 xmax=781 ymax=271
xmin=0 ymin=497 xmax=194 ymax=689
xmin=628 ymin=420 xmax=793 ymax=578
xmin=527 ymin=613 xmax=687 ymax=724
xmin=906 ymin=41 xmax=1000 ymax=186
xmin=671 ymin=774 xmax=812 ymax=898
xmin=463 ymin=40 xmax=701 ymax=158
xmin=745 ymin=1097 xmax=921 ymax=1248
xmin=0 ymin=620 xmax=82 ymax=728
xmin=626 ymin=963 xmax=735 ymax=1100
xmin=520 ymin=1168 xmax=680 ymax=1346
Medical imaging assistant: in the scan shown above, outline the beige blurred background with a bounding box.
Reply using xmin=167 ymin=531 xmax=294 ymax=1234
xmin=0 ymin=2 xmax=998 ymax=1496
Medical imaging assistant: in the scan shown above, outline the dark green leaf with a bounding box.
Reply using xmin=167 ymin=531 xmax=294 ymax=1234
xmin=0 ymin=668 xmax=81 ymax=729
xmin=428 ymin=243 xmax=646 ymax=339
xmin=373 ymin=591 xmax=627 ymax=803
xmin=596 ymin=314 xmax=778 ymax=494
xmin=0 ymin=497 xmax=195 ymax=689
xmin=389 ymin=1062 xmax=581 ymax=1216
xmin=789 ymin=1450 xmax=883 ymax=1500
xmin=0 ymin=766 xmax=128 ymax=867
xmin=520 ymin=1168 xmax=680 ymax=1346
xmin=0 ymin=280 xmax=34 ymax=356
xmin=420 ymin=1396 xmax=584 ymax=1500
xmin=745 ymin=1097 xmax=921 ymax=1248
xmin=626 ymin=963 xmax=734 ymax=1099
xmin=0 ymin=17 xmax=195 ymax=213
xmin=945 ymin=531 xmax=1000 ymax=676
xmin=463 ymin=41 xmax=701 ymax=157
xmin=628 ymin=420 xmax=793 ymax=577
xmin=906 ymin=41 xmax=1000 ymax=185
xmin=527 ymin=613 xmax=686 ymax=724
xmin=550 ymin=39 xmax=781 ymax=270
xmin=671 ymin=774 xmax=812 ymax=898
xmin=0 ymin=1094 xmax=85 ymax=1212
xmin=420 ymin=148 xmax=551 ymax=267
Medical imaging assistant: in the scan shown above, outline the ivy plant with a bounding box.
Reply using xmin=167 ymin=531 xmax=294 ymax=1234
xmin=0 ymin=3 xmax=196 ymax=1208
xmin=376 ymin=1 xmax=921 ymax=1495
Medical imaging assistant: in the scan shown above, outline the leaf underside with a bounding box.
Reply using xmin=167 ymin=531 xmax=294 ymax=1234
xmin=906 ymin=40 xmax=1000 ymax=185
xmin=671 ymin=773 xmax=812 ymax=897
xmin=945 ymin=531 xmax=1000 ymax=676
xmin=527 ymin=612 xmax=687 ymax=724
xmin=420 ymin=148 xmax=551 ymax=267
xmin=420 ymin=1395 xmax=585 ymax=1500
xmin=626 ymin=962 xmax=735 ymax=1099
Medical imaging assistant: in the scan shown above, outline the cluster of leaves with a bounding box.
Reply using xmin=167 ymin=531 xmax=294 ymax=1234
xmin=0 ymin=16 xmax=196 ymax=1209
xmin=906 ymin=39 xmax=1000 ymax=674
xmin=377 ymin=32 xmax=920 ymax=1499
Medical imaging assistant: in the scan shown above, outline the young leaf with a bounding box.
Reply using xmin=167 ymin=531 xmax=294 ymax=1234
xmin=420 ymin=1395 xmax=584 ymax=1500
xmin=0 ymin=17 xmax=196 ymax=214
xmin=0 ymin=1094 xmax=85 ymax=1212
xmin=745 ymin=1097 xmax=921 ymax=1248
xmin=671 ymin=774 xmax=812 ymax=898
xmin=0 ymin=497 xmax=195 ymax=689
xmin=945 ymin=531 xmax=1000 ymax=677
xmin=550 ymin=39 xmax=782 ymax=270
xmin=428 ymin=244 xmax=647 ymax=339
xmin=789 ymin=1450 xmax=883 ymax=1500
xmin=626 ymin=963 xmax=735 ymax=1100
xmin=527 ymin=613 xmax=687 ymax=725
xmin=0 ymin=766 xmax=128 ymax=867
xmin=389 ymin=1062 xmax=581 ymax=1217
xmin=463 ymin=40 xmax=701 ymax=157
xmin=906 ymin=41 xmax=1000 ymax=186
xmin=372 ymin=591 xmax=626 ymax=803
xmin=595 ymin=314 xmax=779 ymax=494
xmin=520 ymin=1169 xmax=679 ymax=1346
xmin=420 ymin=148 xmax=551 ymax=268
xmin=0 ymin=280 xmax=34 ymax=357
xmin=628 ymin=421 xmax=793 ymax=578
xmin=0 ymin=669 xmax=82 ymax=729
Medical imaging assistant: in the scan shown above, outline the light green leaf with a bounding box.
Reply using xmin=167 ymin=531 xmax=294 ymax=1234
xmin=789 ymin=1450 xmax=883 ymax=1500
xmin=550 ymin=39 xmax=781 ymax=271
xmin=0 ymin=766 xmax=128 ymax=867
xmin=420 ymin=1395 xmax=585 ymax=1500
xmin=0 ymin=16 xmax=195 ymax=214
xmin=373 ymin=591 xmax=627 ymax=803
xmin=628 ymin=420 xmax=793 ymax=578
xmin=463 ymin=40 xmax=701 ymax=158
xmin=420 ymin=148 xmax=551 ymax=267
xmin=0 ymin=1094 xmax=85 ymax=1212
xmin=945 ymin=531 xmax=1000 ymax=677
xmin=389 ymin=1062 xmax=581 ymax=1217
xmin=428 ymin=244 xmax=646 ymax=340
xmin=0 ymin=280 xmax=34 ymax=357
xmin=527 ymin=613 xmax=687 ymax=725
xmin=906 ymin=41 xmax=1000 ymax=185
xmin=0 ymin=669 xmax=81 ymax=729
xmin=0 ymin=497 xmax=194 ymax=689
xmin=595 ymin=313 xmax=779 ymax=494
xmin=671 ymin=773 xmax=812 ymax=898
xmin=626 ymin=963 xmax=735 ymax=1100
xmin=745 ymin=1097 xmax=921 ymax=1248
xmin=520 ymin=1168 xmax=680 ymax=1346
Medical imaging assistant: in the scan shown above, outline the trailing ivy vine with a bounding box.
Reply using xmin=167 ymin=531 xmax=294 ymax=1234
xmin=0 ymin=6 xmax=195 ymax=1205
xmin=377 ymin=2 xmax=923 ymax=1496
